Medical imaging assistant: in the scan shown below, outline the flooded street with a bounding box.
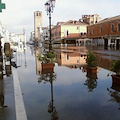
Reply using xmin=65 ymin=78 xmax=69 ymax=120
xmin=14 ymin=45 xmax=120 ymax=120
xmin=1 ymin=0 xmax=120 ymax=120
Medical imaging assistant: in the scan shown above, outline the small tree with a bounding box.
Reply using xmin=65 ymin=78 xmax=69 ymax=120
xmin=37 ymin=51 xmax=56 ymax=63
xmin=86 ymin=52 xmax=97 ymax=67
xmin=110 ymin=60 xmax=120 ymax=75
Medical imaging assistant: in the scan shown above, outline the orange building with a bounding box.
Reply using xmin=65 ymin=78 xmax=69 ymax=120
xmin=55 ymin=50 xmax=87 ymax=69
xmin=87 ymin=15 xmax=120 ymax=47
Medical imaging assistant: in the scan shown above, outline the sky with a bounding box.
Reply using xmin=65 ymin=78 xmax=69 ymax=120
xmin=0 ymin=0 xmax=120 ymax=40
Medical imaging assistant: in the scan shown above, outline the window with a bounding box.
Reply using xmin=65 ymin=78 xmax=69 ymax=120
xmin=88 ymin=29 xmax=91 ymax=35
xmin=55 ymin=30 xmax=57 ymax=36
xmin=67 ymin=30 xmax=69 ymax=36
xmin=118 ymin=23 xmax=120 ymax=32
xmin=36 ymin=13 xmax=38 ymax=16
xmin=59 ymin=31 xmax=61 ymax=36
xmin=81 ymin=32 xmax=83 ymax=36
xmin=111 ymin=24 xmax=114 ymax=32
xmin=100 ymin=27 xmax=102 ymax=33
xmin=77 ymin=27 xmax=79 ymax=30
xmin=66 ymin=54 xmax=69 ymax=60
xmin=92 ymin=29 xmax=94 ymax=34
xmin=60 ymin=55 xmax=61 ymax=59
xmin=111 ymin=39 xmax=115 ymax=43
xmin=84 ymin=32 xmax=86 ymax=35
xmin=65 ymin=54 xmax=69 ymax=61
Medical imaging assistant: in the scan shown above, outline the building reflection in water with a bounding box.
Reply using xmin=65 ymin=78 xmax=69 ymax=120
xmin=35 ymin=46 xmax=45 ymax=75
xmin=23 ymin=49 xmax=27 ymax=68
xmin=35 ymin=46 xmax=120 ymax=113
xmin=54 ymin=47 xmax=120 ymax=93
xmin=55 ymin=49 xmax=87 ymax=69
xmin=10 ymin=52 xmax=22 ymax=68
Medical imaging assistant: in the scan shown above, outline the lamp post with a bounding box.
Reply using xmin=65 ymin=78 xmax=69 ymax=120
xmin=44 ymin=0 xmax=56 ymax=51
xmin=0 ymin=33 xmax=3 ymax=62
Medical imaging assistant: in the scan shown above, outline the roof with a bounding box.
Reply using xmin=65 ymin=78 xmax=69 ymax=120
xmin=90 ymin=15 xmax=120 ymax=26
xmin=62 ymin=20 xmax=89 ymax=26
xmin=52 ymin=20 xmax=89 ymax=30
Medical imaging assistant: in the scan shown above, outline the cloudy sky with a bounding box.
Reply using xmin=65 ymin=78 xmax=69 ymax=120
xmin=0 ymin=0 xmax=120 ymax=40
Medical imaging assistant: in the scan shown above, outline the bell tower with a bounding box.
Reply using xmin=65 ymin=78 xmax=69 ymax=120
xmin=34 ymin=11 xmax=42 ymax=43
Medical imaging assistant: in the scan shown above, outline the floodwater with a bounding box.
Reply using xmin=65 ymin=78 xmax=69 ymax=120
xmin=15 ymin=45 xmax=120 ymax=120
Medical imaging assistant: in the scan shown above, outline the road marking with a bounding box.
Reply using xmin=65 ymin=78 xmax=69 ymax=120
xmin=13 ymin=69 xmax=27 ymax=120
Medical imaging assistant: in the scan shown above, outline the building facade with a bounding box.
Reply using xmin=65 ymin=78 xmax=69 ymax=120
xmin=81 ymin=14 xmax=102 ymax=25
xmin=51 ymin=20 xmax=89 ymax=45
xmin=87 ymin=15 xmax=120 ymax=47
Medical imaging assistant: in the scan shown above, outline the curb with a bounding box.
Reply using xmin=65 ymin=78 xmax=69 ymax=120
xmin=13 ymin=69 xmax=27 ymax=120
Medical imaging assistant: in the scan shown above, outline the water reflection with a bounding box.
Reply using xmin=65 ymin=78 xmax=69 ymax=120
xmin=0 ymin=53 xmax=12 ymax=109
xmin=107 ymin=84 xmax=120 ymax=110
xmin=10 ymin=50 xmax=27 ymax=69
xmin=38 ymin=69 xmax=58 ymax=120
xmin=0 ymin=59 xmax=12 ymax=109
xmin=34 ymin=45 xmax=58 ymax=119
xmin=84 ymin=72 xmax=98 ymax=92
xmin=0 ymin=43 xmax=26 ymax=110
xmin=0 ymin=80 xmax=7 ymax=108
xmin=0 ymin=66 xmax=7 ymax=108
xmin=19 ymin=45 xmax=120 ymax=120
xmin=34 ymin=46 xmax=45 ymax=75
xmin=55 ymin=48 xmax=87 ymax=68
xmin=5 ymin=64 xmax=12 ymax=76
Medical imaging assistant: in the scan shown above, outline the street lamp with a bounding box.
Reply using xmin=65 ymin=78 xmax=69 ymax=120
xmin=0 ymin=33 xmax=3 ymax=62
xmin=44 ymin=0 xmax=56 ymax=51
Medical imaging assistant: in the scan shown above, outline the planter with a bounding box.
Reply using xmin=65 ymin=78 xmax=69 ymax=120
xmin=111 ymin=75 xmax=120 ymax=85
xmin=86 ymin=66 xmax=97 ymax=74
xmin=86 ymin=72 xmax=98 ymax=79
xmin=42 ymin=63 xmax=55 ymax=69
xmin=111 ymin=83 xmax=120 ymax=92
xmin=41 ymin=63 xmax=55 ymax=74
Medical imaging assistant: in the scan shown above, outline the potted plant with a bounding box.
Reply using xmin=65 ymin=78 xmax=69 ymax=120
xmin=109 ymin=60 xmax=120 ymax=84
xmin=86 ymin=52 xmax=97 ymax=73
xmin=37 ymin=51 xmax=56 ymax=72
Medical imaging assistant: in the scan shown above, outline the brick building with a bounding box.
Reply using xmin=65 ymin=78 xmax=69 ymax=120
xmin=87 ymin=15 xmax=120 ymax=48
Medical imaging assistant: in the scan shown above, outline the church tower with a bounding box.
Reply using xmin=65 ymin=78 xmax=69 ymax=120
xmin=34 ymin=11 xmax=42 ymax=43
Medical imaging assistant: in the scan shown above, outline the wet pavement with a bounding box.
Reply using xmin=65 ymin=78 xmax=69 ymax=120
xmin=0 ymin=74 xmax=16 ymax=120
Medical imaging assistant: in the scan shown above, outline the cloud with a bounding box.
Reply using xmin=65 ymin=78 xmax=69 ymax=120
xmin=0 ymin=0 xmax=120 ymax=40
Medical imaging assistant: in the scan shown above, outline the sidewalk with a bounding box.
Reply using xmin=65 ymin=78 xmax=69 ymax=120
xmin=0 ymin=73 xmax=16 ymax=120
xmin=0 ymin=67 xmax=27 ymax=120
